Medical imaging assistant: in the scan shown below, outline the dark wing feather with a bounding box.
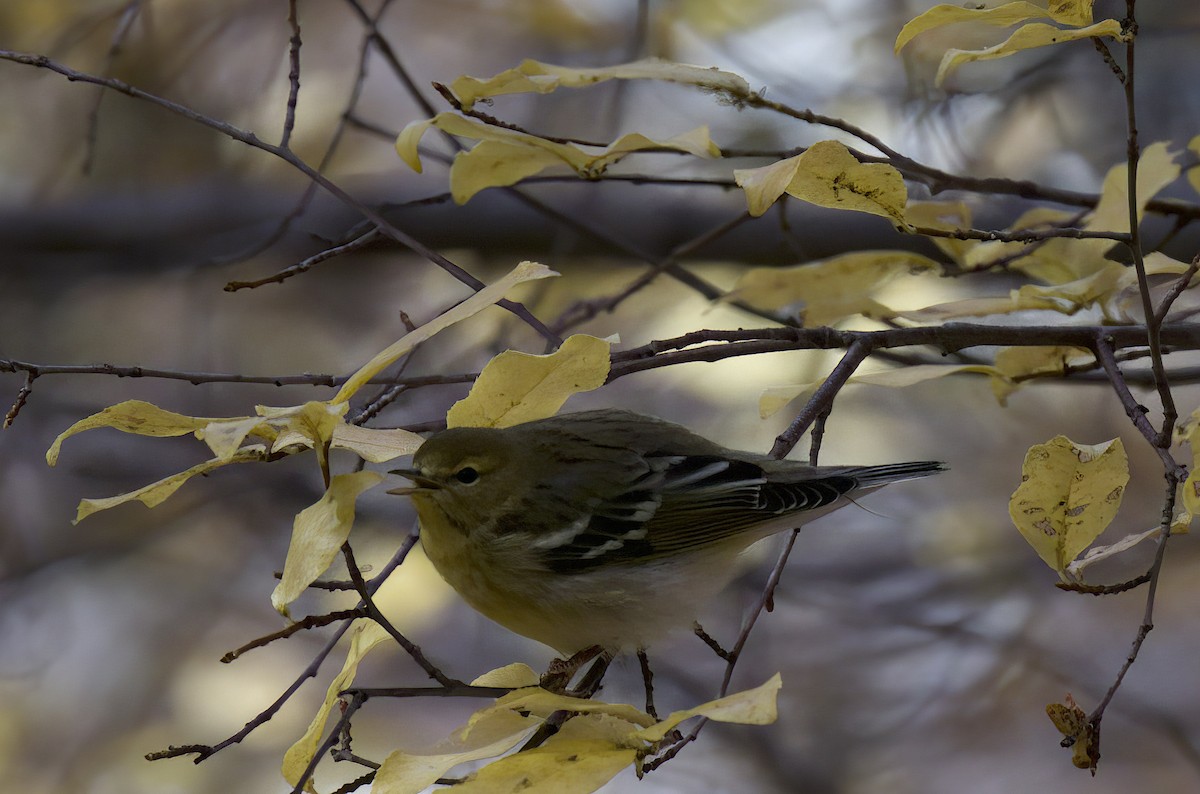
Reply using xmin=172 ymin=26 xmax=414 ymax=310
xmin=540 ymin=454 xmax=860 ymax=573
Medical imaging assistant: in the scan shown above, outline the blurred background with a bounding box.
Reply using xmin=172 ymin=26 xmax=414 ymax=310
xmin=3 ymin=1 xmax=1200 ymax=792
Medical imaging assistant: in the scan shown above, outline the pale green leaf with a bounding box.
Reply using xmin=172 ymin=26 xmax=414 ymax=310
xmin=632 ymin=673 xmax=782 ymax=742
xmin=761 ymin=364 xmax=998 ymax=419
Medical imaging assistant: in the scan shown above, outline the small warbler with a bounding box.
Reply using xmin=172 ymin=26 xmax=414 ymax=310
xmin=392 ymin=409 xmax=944 ymax=655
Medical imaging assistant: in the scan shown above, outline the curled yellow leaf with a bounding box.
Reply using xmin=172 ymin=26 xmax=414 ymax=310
xmin=271 ymin=470 xmax=386 ymax=615
xmin=936 ymin=20 xmax=1126 ymax=86
xmin=46 ymin=400 xmax=214 ymax=466
xmin=448 ymin=57 xmax=751 ymax=110
xmin=282 ymin=621 xmax=391 ymax=791
xmin=73 ymin=447 xmax=267 ymax=524
xmin=734 ymin=141 xmax=908 ymax=223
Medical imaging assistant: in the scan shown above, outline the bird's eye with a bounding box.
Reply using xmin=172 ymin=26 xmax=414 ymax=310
xmin=454 ymin=466 xmax=479 ymax=485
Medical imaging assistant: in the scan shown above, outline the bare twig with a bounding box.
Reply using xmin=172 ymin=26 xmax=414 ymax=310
xmin=280 ymin=0 xmax=302 ymax=149
xmin=341 ymin=542 xmax=462 ymax=687
xmin=3 ymin=370 xmax=34 ymax=428
xmin=147 ymin=530 xmax=419 ymax=763
xmin=0 ymin=49 xmax=560 ymax=345
xmin=771 ymin=338 xmax=871 ymax=459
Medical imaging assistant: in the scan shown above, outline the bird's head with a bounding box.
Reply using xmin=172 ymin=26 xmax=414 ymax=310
xmin=389 ymin=426 xmax=524 ymax=534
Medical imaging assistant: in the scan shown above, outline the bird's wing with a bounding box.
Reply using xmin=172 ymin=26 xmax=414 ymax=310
xmin=538 ymin=454 xmax=857 ymax=573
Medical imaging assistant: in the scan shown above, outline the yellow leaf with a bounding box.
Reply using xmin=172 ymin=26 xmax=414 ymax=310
xmin=330 ymin=424 xmax=424 ymax=462
xmin=894 ymin=295 xmax=1022 ymax=322
xmin=372 ymin=709 xmax=537 ymax=794
xmin=1064 ymin=522 xmax=1176 ymax=582
xmin=333 ymin=261 xmax=558 ymax=404
xmin=448 ymin=58 xmax=751 ymax=110
xmin=734 ymin=141 xmax=909 ymax=223
xmin=1008 ymin=436 xmax=1129 ymax=573
xmin=282 ymin=621 xmax=391 ymax=791
xmin=1086 ymin=141 xmax=1180 ymax=235
xmin=1045 ymin=695 xmax=1100 ymax=772
xmin=937 ymin=19 xmax=1126 ymax=86
xmin=905 ymin=199 xmax=976 ymax=264
xmin=760 ymin=364 xmax=999 ymax=419
xmin=1188 ymin=135 xmax=1200 ymax=196
xmin=471 ymin=663 xmax=540 ymax=689
xmin=991 ymin=345 xmax=1092 ymax=404
xmin=198 ymin=415 xmax=276 ymax=460
xmin=74 ymin=447 xmax=267 ymax=523
xmin=632 ymin=673 xmax=782 ymax=742
xmin=896 ymin=1 xmax=1060 ymax=54
xmin=46 ymin=400 xmax=213 ymax=466
xmin=400 ymin=113 xmax=721 ymax=203
xmin=491 ymin=688 xmax=656 ymax=727
xmin=447 ymin=334 xmax=611 ymax=429
xmin=727 ymin=251 xmax=940 ymax=325
xmin=450 ymin=714 xmax=640 ymax=794
xmin=271 ymin=470 xmax=386 ymax=615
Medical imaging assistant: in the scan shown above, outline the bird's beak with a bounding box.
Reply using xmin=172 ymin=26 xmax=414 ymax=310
xmin=387 ymin=468 xmax=440 ymax=496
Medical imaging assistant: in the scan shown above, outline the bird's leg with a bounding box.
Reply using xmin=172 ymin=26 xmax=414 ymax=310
xmin=636 ymin=648 xmax=659 ymax=719
xmin=692 ymin=621 xmax=732 ymax=661
xmin=522 ymin=649 xmax=613 ymax=753
xmin=540 ymin=644 xmax=606 ymax=693
xmin=570 ymin=651 xmax=613 ymax=699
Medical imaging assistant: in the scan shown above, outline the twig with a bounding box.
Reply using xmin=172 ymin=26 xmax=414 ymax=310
xmin=0 ymin=49 xmax=560 ymax=346
xmin=770 ymin=340 xmax=870 ymax=459
xmin=3 ymin=370 xmax=34 ymax=428
xmin=644 ymin=528 xmax=802 ymax=772
xmin=221 ymin=609 xmax=365 ymax=663
xmin=0 ymin=358 xmax=476 ymax=389
xmin=147 ymin=530 xmax=419 ymax=763
xmin=341 ymin=542 xmax=462 ymax=687
xmin=280 ymin=0 xmax=302 ymax=149
xmin=224 ymin=227 xmax=381 ymax=291
xmin=1091 ymin=333 xmax=1185 ymax=479
xmin=81 ymin=0 xmax=143 ymax=175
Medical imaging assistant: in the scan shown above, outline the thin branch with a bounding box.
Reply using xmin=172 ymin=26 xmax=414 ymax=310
xmin=82 ymin=0 xmax=143 ymax=175
xmin=1152 ymin=254 xmax=1200 ymax=326
xmin=211 ymin=0 xmax=395 ymax=268
xmin=770 ymin=338 xmax=871 ymax=459
xmin=341 ymin=542 xmax=462 ymax=687
xmin=147 ymin=530 xmax=419 ymax=763
xmin=221 ymin=609 xmax=365 ymax=663
xmin=1090 ymin=333 xmax=1184 ymax=479
xmin=645 ymin=529 xmax=802 ymax=772
xmin=0 ymin=358 xmax=476 ymax=389
xmin=225 ymin=228 xmax=382 ymax=291
xmin=0 ymin=49 xmax=560 ymax=346
xmin=280 ymin=0 xmax=302 ymax=149
xmin=3 ymin=370 xmax=34 ymax=428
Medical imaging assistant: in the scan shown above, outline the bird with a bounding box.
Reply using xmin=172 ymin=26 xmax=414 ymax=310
xmin=390 ymin=409 xmax=944 ymax=658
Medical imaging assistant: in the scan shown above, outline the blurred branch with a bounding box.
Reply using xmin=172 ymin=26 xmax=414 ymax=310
xmin=0 ymin=48 xmax=560 ymax=345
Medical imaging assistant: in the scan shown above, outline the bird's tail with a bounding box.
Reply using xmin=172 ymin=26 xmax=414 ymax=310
xmin=851 ymin=461 xmax=947 ymax=488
